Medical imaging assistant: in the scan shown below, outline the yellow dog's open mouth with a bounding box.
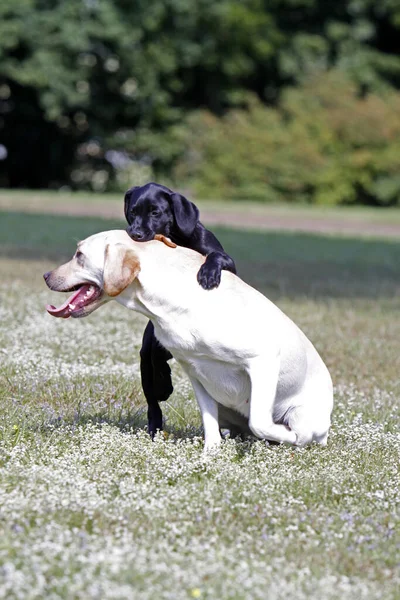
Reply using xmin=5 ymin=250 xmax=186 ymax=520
xmin=46 ymin=284 xmax=102 ymax=318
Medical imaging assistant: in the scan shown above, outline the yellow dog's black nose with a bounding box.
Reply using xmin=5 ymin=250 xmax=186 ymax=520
xmin=43 ymin=271 xmax=51 ymax=282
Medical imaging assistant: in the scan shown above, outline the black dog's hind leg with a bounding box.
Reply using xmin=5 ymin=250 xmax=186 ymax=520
xmin=140 ymin=321 xmax=173 ymax=437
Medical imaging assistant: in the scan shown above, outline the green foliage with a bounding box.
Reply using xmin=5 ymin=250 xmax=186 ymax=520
xmin=174 ymin=72 xmax=400 ymax=205
xmin=1 ymin=0 xmax=400 ymax=197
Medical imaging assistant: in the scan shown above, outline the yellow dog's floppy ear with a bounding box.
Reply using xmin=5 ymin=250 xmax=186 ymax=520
xmin=103 ymin=243 xmax=140 ymax=297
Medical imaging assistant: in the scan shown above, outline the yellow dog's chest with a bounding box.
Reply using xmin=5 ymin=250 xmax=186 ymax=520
xmin=177 ymin=355 xmax=252 ymax=418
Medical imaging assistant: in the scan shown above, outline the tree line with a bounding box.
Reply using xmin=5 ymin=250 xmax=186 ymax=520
xmin=1 ymin=0 xmax=399 ymax=204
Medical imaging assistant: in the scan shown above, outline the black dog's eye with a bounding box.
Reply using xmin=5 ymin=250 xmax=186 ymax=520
xmin=150 ymin=208 xmax=160 ymax=216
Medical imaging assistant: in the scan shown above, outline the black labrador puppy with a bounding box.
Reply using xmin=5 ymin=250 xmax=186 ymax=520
xmin=124 ymin=182 xmax=236 ymax=435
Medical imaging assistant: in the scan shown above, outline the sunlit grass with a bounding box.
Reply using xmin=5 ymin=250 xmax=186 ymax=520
xmin=1 ymin=188 xmax=400 ymax=230
xmin=0 ymin=208 xmax=399 ymax=599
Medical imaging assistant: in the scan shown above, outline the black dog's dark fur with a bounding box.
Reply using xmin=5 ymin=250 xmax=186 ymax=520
xmin=124 ymin=182 xmax=236 ymax=435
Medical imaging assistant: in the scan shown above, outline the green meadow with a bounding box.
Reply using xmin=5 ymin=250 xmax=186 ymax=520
xmin=0 ymin=200 xmax=399 ymax=599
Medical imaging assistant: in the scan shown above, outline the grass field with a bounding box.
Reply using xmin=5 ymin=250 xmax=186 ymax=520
xmin=0 ymin=199 xmax=399 ymax=599
xmin=2 ymin=189 xmax=400 ymax=236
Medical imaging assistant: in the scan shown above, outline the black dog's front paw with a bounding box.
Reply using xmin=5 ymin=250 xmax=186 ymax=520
xmin=197 ymin=263 xmax=222 ymax=290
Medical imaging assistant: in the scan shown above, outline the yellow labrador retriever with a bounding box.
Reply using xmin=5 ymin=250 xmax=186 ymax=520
xmin=44 ymin=230 xmax=333 ymax=450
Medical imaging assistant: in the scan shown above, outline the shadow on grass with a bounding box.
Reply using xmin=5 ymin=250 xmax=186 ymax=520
xmin=0 ymin=370 xmax=202 ymax=443
xmin=1 ymin=210 xmax=400 ymax=299
xmin=15 ymin=408 xmax=205 ymax=446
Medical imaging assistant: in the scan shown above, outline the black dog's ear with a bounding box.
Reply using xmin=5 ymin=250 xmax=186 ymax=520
xmin=169 ymin=193 xmax=199 ymax=238
xmin=124 ymin=189 xmax=133 ymax=222
xmin=124 ymin=187 xmax=139 ymax=223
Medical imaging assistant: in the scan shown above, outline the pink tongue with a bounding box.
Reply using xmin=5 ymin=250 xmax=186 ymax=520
xmin=46 ymin=284 xmax=91 ymax=318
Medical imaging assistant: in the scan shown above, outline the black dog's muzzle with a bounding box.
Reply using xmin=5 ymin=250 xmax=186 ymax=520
xmin=126 ymin=226 xmax=154 ymax=242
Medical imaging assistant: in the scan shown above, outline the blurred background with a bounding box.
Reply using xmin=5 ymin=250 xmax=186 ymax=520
xmin=1 ymin=6 xmax=400 ymax=594
xmin=0 ymin=0 xmax=400 ymax=206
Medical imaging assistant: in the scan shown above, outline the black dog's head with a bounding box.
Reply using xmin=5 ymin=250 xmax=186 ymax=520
xmin=124 ymin=182 xmax=200 ymax=243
